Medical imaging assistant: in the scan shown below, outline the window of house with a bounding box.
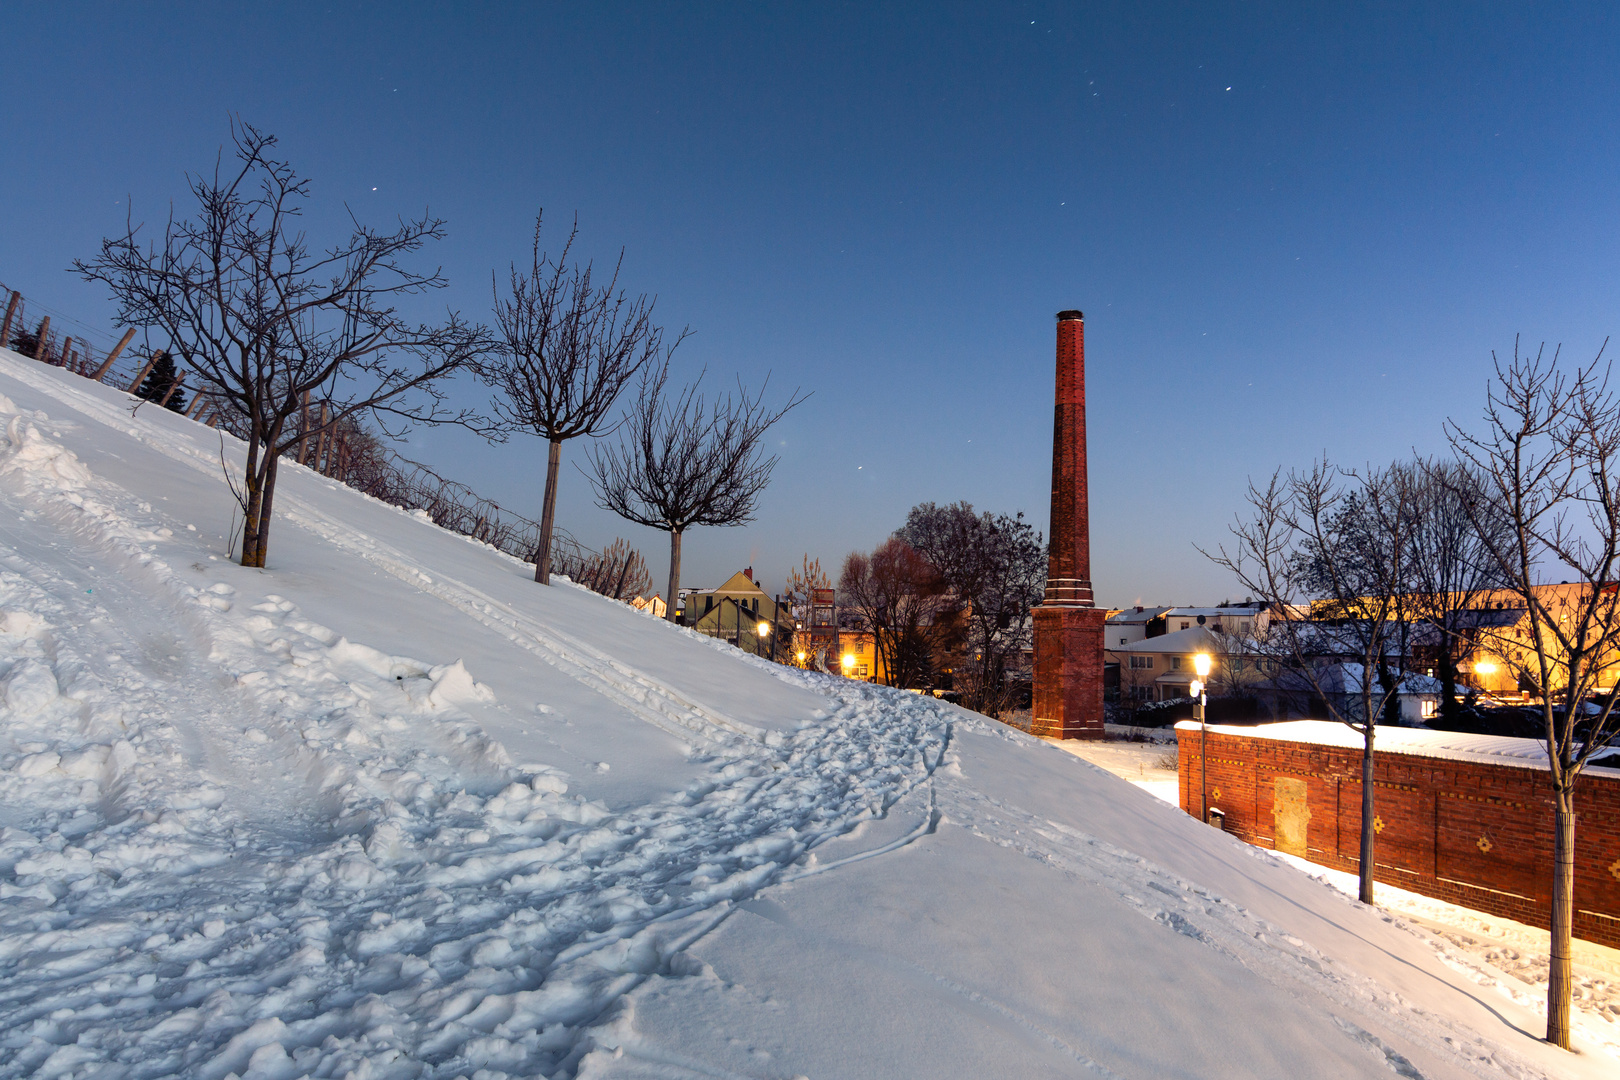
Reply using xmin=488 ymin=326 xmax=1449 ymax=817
xmin=1421 ymin=699 xmax=1437 ymax=719
xmin=1171 ymin=656 xmax=1182 ymax=670
xmin=704 ymin=596 xmax=713 ymax=613
xmin=1120 ymin=637 xmax=1128 ymax=645
xmin=858 ymin=665 xmax=869 ymax=678
xmin=1180 ymin=621 xmax=1190 ymax=630
xmin=1240 ymin=621 xmax=1250 ymax=633
xmin=1130 ymin=656 xmax=1153 ymax=669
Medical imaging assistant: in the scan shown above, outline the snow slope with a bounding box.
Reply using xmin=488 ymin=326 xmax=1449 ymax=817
xmin=0 ymin=350 xmax=1611 ymax=1079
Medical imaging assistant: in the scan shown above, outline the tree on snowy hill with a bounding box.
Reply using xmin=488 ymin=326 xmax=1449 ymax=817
xmin=74 ymin=120 xmax=491 ymax=568
xmin=587 ymin=360 xmax=805 ymax=620
xmin=1445 ymin=340 xmax=1620 ymax=1049
xmin=482 ymin=211 xmax=674 ymax=586
xmin=134 ymin=350 xmax=188 ymax=412
xmin=839 ymin=539 xmax=959 ymax=691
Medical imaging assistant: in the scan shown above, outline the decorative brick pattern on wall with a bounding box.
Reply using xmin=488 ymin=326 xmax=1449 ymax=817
xmin=1178 ymin=728 xmax=1620 ymax=948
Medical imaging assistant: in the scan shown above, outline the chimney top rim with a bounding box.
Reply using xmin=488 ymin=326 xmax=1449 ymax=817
xmin=1055 ymin=309 xmax=1084 ymax=321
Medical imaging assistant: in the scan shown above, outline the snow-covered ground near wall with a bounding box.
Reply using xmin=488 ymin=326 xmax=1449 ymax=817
xmin=0 ymin=347 xmax=1613 ymax=1080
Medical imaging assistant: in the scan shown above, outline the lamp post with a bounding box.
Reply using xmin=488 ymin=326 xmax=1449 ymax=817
xmin=757 ymin=619 xmax=771 ymax=659
xmin=1193 ymin=652 xmax=1212 ymax=823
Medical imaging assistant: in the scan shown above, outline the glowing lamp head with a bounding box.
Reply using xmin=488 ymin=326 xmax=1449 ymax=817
xmin=1475 ymin=660 xmax=1498 ymax=676
xmin=1189 ymin=680 xmax=1204 ymax=699
xmin=841 ymin=653 xmax=857 ymax=671
xmin=1193 ymin=653 xmax=1212 ymax=679
xmin=758 ymin=620 xmax=771 ymax=637
xmin=796 ymin=651 xmax=807 ymax=664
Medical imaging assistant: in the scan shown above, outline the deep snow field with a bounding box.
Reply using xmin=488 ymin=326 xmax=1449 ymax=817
xmin=0 ymin=348 xmax=1615 ymax=1080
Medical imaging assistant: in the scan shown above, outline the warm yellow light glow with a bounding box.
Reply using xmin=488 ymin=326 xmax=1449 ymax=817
xmin=758 ymin=620 xmax=771 ymax=637
xmin=841 ymin=653 xmax=857 ymax=671
xmin=796 ymin=651 xmax=807 ymax=664
xmin=1189 ymin=679 xmax=1204 ymax=699
xmin=1475 ymin=661 xmax=1499 ymax=675
xmin=1193 ymin=653 xmax=1212 ymax=679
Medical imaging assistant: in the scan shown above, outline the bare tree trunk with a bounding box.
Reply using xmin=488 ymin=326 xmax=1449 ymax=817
xmin=1360 ymin=721 xmax=1377 ymax=904
xmin=1438 ymin=646 xmax=1459 ymax=725
xmin=665 ymin=528 xmax=683 ymax=621
xmin=1547 ymin=783 xmax=1576 ymax=1047
xmin=535 ymin=437 xmax=563 ymax=584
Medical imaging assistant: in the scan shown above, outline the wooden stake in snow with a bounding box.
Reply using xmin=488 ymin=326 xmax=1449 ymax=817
xmin=58 ymin=337 xmax=74 ymax=368
xmin=33 ymin=316 xmax=50 ymax=361
xmin=186 ymin=393 xmax=207 ymax=418
xmin=92 ymin=328 xmax=137 ymax=382
xmin=0 ymin=292 xmax=19 ymax=351
xmin=159 ymin=371 xmax=187 ymax=408
xmin=126 ymin=351 xmax=160 ymax=394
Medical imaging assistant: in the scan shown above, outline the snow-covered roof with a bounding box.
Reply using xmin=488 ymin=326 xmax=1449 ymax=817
xmin=1108 ymin=626 xmax=1219 ymax=653
xmin=1174 ymin=719 xmax=1620 ymax=776
xmin=1163 ymin=607 xmax=1265 ymax=620
xmin=1105 ymin=606 xmax=1172 ymax=625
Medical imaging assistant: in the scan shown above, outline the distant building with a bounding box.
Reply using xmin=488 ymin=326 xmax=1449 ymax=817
xmin=684 ymin=568 xmax=791 ymax=654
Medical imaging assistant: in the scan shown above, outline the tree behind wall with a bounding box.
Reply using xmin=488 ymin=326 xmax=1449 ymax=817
xmin=1203 ymin=460 xmax=1419 ymax=905
xmin=75 ymin=121 xmax=488 ymax=568
xmin=1444 ymin=342 xmax=1620 ymax=1049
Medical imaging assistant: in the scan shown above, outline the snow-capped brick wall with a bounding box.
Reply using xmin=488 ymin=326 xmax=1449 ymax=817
xmin=1176 ymin=724 xmax=1620 ymax=947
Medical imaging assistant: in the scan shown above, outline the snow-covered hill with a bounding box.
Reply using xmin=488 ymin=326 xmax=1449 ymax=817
xmin=0 ymin=350 xmax=1609 ymax=1079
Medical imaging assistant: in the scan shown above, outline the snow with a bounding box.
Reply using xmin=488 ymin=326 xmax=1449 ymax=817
xmin=1176 ymin=718 xmax=1620 ymax=776
xmin=0 ymin=348 xmax=1615 ymax=1078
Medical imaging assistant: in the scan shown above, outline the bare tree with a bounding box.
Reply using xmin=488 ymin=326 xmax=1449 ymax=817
xmin=1203 ymin=460 xmax=1420 ymax=904
xmin=1406 ymin=460 xmax=1514 ymax=724
xmin=75 ymin=122 xmax=488 ymax=567
xmin=898 ymin=502 xmax=1046 ymax=715
xmin=783 ymin=554 xmax=832 ymax=667
xmin=839 ymin=539 xmax=953 ymax=690
xmin=1445 ymin=341 xmax=1620 ymax=1049
xmin=588 ymin=363 xmax=805 ymax=618
xmin=484 ymin=212 xmax=672 ymax=584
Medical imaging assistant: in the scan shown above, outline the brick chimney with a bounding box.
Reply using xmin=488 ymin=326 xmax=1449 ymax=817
xmin=1030 ymin=309 xmax=1108 ymax=739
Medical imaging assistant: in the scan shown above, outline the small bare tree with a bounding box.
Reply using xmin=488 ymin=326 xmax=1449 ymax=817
xmin=1204 ymin=460 xmax=1419 ymax=904
xmin=588 ymin=363 xmax=805 ymax=619
xmin=1445 ymin=341 xmax=1620 ymax=1049
xmin=484 ymin=212 xmax=672 ymax=583
xmin=783 ymin=554 xmax=832 ymax=666
xmin=75 ymin=121 xmax=487 ymax=567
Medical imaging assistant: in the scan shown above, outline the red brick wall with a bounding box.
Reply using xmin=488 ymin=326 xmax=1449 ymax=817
xmin=1177 ymin=728 xmax=1620 ymax=948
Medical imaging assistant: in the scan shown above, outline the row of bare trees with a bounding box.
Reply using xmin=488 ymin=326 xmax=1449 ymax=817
xmin=1208 ymin=344 xmax=1620 ymax=1049
xmin=75 ymin=121 xmax=803 ymax=600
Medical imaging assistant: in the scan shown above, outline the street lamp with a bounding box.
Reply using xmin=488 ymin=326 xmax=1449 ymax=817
xmin=757 ymin=619 xmax=771 ymax=659
xmin=841 ymin=652 xmax=857 ymax=677
xmin=1193 ymin=652 xmax=1212 ymax=824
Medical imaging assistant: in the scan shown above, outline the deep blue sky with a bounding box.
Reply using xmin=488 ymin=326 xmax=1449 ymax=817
xmin=4 ymin=3 xmax=1619 ymax=605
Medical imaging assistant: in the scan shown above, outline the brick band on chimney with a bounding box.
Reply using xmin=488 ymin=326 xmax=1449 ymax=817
xmin=1044 ymin=310 xmax=1093 ymax=607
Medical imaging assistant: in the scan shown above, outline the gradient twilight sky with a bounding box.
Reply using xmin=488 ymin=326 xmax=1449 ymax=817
xmin=4 ymin=3 xmax=1619 ymax=605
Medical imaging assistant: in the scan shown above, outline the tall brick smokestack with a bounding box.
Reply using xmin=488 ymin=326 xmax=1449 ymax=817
xmin=1031 ymin=309 xmax=1107 ymax=740
xmin=1045 ymin=310 xmax=1093 ymax=606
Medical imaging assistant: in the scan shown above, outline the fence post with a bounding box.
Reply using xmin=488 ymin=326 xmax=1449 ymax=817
xmin=186 ymin=393 xmax=207 ymax=418
xmin=58 ymin=336 xmax=73 ymax=368
xmin=314 ymin=404 xmax=331 ymax=473
xmin=92 ymin=328 xmax=137 ymax=382
xmin=296 ymin=390 xmax=311 ymax=464
xmin=0 ymin=292 xmax=18 ymax=350
xmin=33 ymin=316 xmax=50 ymax=361
xmin=159 ymin=371 xmax=186 ymax=408
xmin=126 ymin=351 xmax=160 ymax=394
